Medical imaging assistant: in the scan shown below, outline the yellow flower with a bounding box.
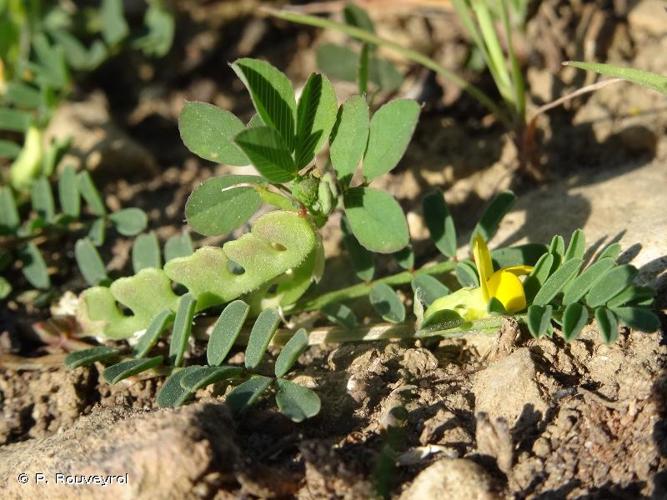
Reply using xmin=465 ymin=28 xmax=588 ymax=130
xmin=472 ymin=234 xmax=532 ymax=313
xmin=423 ymin=235 xmax=532 ymax=325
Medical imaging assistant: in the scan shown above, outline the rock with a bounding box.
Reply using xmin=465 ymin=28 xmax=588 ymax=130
xmin=399 ymin=458 xmax=500 ymax=500
xmin=475 ymin=413 xmax=513 ymax=474
xmin=473 ymin=349 xmax=552 ymax=427
xmin=490 ymin=157 xmax=667 ymax=288
xmin=45 ymin=91 xmax=157 ymax=178
xmin=0 ymin=403 xmax=238 ymax=499
xmin=628 ymin=0 xmax=667 ymax=38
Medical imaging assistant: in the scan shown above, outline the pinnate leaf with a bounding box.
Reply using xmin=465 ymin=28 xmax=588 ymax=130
xmin=275 ymin=328 xmax=309 ymax=377
xmin=226 ymin=375 xmax=273 ymax=414
xmin=532 ymin=258 xmax=582 ymax=306
xmin=275 ymin=379 xmax=321 ymax=422
xmin=562 ymin=302 xmax=588 ymax=342
xmin=103 ymin=355 xmax=163 ymax=384
xmin=245 ymin=308 xmax=280 ymax=369
xmin=65 ymin=346 xmax=120 ymax=369
xmin=169 ymin=293 xmax=197 ymax=367
xmin=207 ymin=300 xmax=250 ymax=366
xmin=586 ymin=265 xmax=637 ymax=308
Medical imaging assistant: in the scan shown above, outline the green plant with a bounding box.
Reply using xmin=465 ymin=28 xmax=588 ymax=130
xmin=0 ymin=160 xmax=147 ymax=302
xmin=0 ymin=0 xmax=174 ymax=190
xmin=564 ymin=61 xmax=667 ymax=96
xmin=66 ymin=57 xmax=659 ymax=422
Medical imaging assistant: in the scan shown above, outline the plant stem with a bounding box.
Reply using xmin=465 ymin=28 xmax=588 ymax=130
xmin=266 ymin=8 xmax=511 ymax=127
xmin=289 ymin=259 xmax=457 ymax=313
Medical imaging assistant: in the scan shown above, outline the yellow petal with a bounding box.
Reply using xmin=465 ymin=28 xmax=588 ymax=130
xmin=487 ymin=270 xmax=527 ymax=313
xmin=502 ymin=265 xmax=533 ymax=276
xmin=472 ymin=234 xmax=493 ymax=302
xmin=423 ymin=287 xmax=488 ymax=323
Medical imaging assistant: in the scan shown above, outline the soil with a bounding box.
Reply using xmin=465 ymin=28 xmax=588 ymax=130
xmin=1 ymin=1 xmax=666 ymax=498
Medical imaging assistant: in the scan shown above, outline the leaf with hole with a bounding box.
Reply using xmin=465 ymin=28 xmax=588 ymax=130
xmin=411 ymin=274 xmax=450 ymax=306
xmin=527 ymin=304 xmax=553 ymax=339
xmin=207 ymin=300 xmax=250 ymax=366
xmin=586 ymin=265 xmax=637 ymax=308
xmin=132 ymin=232 xmax=162 ymax=272
xmin=470 ymin=191 xmax=516 ymax=244
xmin=275 ymin=328 xmax=309 ymax=377
xmin=103 ymin=355 xmax=163 ymax=384
xmin=110 ymin=208 xmax=148 ymax=236
xmin=226 ymin=375 xmax=273 ymax=414
xmin=185 ymin=175 xmax=264 ymax=236
xmin=611 ymin=306 xmax=660 ymax=332
xmin=20 ymin=243 xmax=50 ymax=289
xmin=343 ymin=187 xmax=409 ymax=253
xmin=330 ymin=95 xmax=369 ymax=183
xmin=423 ymin=190 xmax=457 ymax=258
xmin=169 ymin=293 xmax=197 ymax=367
xmin=245 ymin=308 xmax=281 ymax=369
xmin=370 ymin=283 xmax=405 ymax=323
xmin=180 ymin=366 xmax=243 ymax=392
xmin=178 ymin=101 xmax=249 ymax=165
xmin=363 ymin=99 xmax=420 ymax=181
xmin=532 ymin=258 xmax=581 ymax=306
xmin=231 ymin=58 xmax=297 ymax=149
xmin=235 ymin=127 xmax=297 ymax=183
xmin=75 ymin=238 xmax=108 ymax=286
xmin=595 ymin=307 xmax=618 ymax=344
xmin=295 ymin=73 xmax=338 ymax=168
xmin=164 ymin=232 xmax=193 ymax=262
xmin=65 ymin=346 xmax=120 ymax=369
xmin=275 ymin=378 xmax=321 ymax=422
xmin=133 ymin=309 xmax=174 ymax=358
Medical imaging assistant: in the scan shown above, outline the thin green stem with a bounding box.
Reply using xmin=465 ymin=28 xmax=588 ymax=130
xmin=289 ymin=259 xmax=457 ymax=313
xmin=267 ymin=8 xmax=511 ymax=127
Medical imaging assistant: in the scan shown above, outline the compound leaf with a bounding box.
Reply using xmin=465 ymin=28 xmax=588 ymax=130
xmin=363 ymin=99 xmax=420 ymax=181
xmin=532 ymin=258 xmax=581 ymax=306
xmin=275 ymin=328 xmax=309 ymax=378
xmin=235 ymin=127 xmax=296 ymax=183
xmin=586 ymin=265 xmax=637 ymax=308
xmin=343 ymin=187 xmax=409 ymax=253
xmin=275 ymin=378 xmax=321 ymax=422
xmin=178 ymin=101 xmax=249 ymax=165
xmin=295 ymin=73 xmax=338 ymax=168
